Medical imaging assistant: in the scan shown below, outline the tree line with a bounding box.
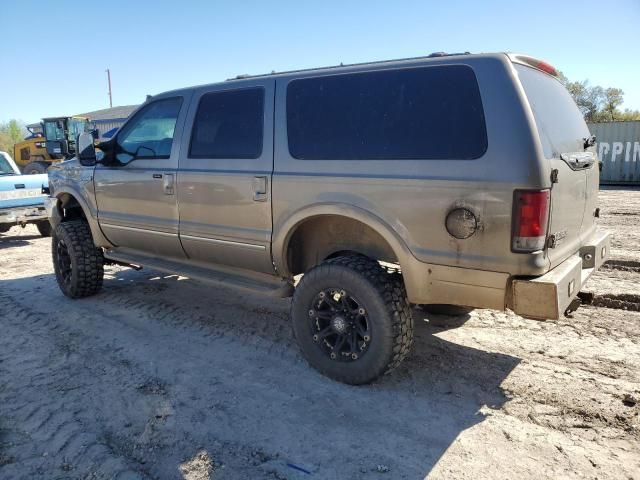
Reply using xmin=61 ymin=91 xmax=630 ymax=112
xmin=0 ymin=120 xmax=27 ymax=156
xmin=558 ymin=72 xmax=640 ymax=122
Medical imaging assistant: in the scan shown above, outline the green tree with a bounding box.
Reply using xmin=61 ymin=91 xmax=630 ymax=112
xmin=7 ymin=120 xmax=25 ymax=145
xmin=0 ymin=130 xmax=12 ymax=155
xmin=565 ymin=80 xmax=604 ymax=122
xmin=602 ymin=88 xmax=625 ymax=121
xmin=617 ymin=109 xmax=640 ymax=121
xmin=560 ymin=71 xmax=636 ymax=123
xmin=0 ymin=120 xmax=27 ymax=155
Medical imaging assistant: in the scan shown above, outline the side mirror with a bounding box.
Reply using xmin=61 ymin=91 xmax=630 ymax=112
xmin=77 ymin=132 xmax=97 ymax=166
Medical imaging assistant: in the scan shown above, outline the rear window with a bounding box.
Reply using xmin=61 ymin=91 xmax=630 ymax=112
xmin=286 ymin=65 xmax=487 ymax=160
xmin=516 ymin=64 xmax=589 ymax=158
xmin=189 ymin=88 xmax=264 ymax=159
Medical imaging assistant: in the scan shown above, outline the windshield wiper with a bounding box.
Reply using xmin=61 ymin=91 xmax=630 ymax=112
xmin=0 ymin=172 xmax=17 ymax=176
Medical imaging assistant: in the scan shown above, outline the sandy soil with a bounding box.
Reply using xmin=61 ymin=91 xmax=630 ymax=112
xmin=0 ymin=189 xmax=639 ymax=480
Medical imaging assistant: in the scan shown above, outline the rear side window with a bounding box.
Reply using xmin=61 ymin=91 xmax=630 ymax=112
xmin=286 ymin=65 xmax=487 ymax=160
xmin=189 ymin=88 xmax=264 ymax=159
xmin=516 ymin=64 xmax=589 ymax=158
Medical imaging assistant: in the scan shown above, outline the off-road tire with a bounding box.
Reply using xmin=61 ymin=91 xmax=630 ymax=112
xmin=36 ymin=221 xmax=52 ymax=237
xmin=421 ymin=304 xmax=474 ymax=316
xmin=291 ymin=254 xmax=413 ymax=385
xmin=52 ymin=220 xmax=104 ymax=298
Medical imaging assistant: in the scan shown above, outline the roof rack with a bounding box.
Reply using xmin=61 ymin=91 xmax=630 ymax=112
xmin=427 ymin=51 xmax=470 ymax=58
xmin=225 ymin=51 xmax=472 ymax=81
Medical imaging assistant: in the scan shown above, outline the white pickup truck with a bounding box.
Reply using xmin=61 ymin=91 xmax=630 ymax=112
xmin=0 ymin=151 xmax=51 ymax=237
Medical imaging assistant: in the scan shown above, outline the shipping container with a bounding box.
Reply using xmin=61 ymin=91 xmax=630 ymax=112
xmin=588 ymin=121 xmax=640 ymax=185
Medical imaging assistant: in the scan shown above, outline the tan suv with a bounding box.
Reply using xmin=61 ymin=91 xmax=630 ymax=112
xmin=46 ymin=52 xmax=610 ymax=384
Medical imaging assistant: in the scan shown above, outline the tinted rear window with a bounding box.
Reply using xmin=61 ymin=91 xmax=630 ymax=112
xmin=189 ymin=88 xmax=264 ymax=159
xmin=516 ymin=64 xmax=589 ymax=158
xmin=286 ymin=65 xmax=487 ymax=160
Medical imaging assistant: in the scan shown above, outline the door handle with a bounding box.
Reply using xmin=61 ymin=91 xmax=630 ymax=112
xmin=252 ymin=176 xmax=268 ymax=202
xmin=163 ymin=173 xmax=175 ymax=195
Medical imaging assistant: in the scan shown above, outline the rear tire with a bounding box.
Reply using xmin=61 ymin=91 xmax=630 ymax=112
xmin=291 ymin=255 xmax=413 ymax=385
xmin=52 ymin=220 xmax=104 ymax=298
xmin=22 ymin=161 xmax=49 ymax=175
xmin=36 ymin=221 xmax=52 ymax=237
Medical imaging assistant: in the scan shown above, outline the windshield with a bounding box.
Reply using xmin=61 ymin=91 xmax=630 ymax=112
xmin=516 ymin=64 xmax=590 ymax=158
xmin=0 ymin=154 xmax=18 ymax=175
xmin=44 ymin=120 xmax=65 ymax=141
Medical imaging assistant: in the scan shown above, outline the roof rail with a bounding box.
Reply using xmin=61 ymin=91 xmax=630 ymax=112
xmin=427 ymin=51 xmax=470 ymax=58
xmin=225 ymin=51 xmax=473 ymax=81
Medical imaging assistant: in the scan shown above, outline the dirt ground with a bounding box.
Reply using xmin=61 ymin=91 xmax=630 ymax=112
xmin=1 ymin=188 xmax=639 ymax=480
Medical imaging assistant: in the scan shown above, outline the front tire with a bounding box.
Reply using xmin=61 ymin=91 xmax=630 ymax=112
xmin=52 ymin=220 xmax=104 ymax=298
xmin=291 ymin=255 xmax=413 ymax=385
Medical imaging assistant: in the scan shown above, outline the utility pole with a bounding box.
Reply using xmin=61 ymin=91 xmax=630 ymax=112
xmin=106 ymin=69 xmax=113 ymax=108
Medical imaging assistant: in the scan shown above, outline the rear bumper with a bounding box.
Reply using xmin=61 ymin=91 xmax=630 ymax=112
xmin=0 ymin=205 xmax=48 ymax=226
xmin=510 ymin=229 xmax=611 ymax=320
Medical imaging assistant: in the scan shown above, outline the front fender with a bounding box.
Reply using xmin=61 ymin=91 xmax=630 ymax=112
xmin=51 ymin=186 xmax=113 ymax=248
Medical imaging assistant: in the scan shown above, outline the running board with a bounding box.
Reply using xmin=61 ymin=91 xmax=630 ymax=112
xmin=104 ymin=250 xmax=294 ymax=298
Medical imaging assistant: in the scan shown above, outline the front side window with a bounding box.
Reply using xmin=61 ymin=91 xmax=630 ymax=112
xmin=286 ymin=65 xmax=487 ymax=160
xmin=116 ymin=97 xmax=183 ymax=162
xmin=189 ymin=88 xmax=264 ymax=159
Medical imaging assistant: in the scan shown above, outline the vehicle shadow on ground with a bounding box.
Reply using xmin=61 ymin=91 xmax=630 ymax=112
xmin=0 ymin=234 xmax=42 ymax=249
xmin=0 ymin=268 xmax=521 ymax=480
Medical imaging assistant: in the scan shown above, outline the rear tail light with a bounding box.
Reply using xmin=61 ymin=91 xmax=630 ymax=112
xmin=512 ymin=190 xmax=550 ymax=252
xmin=533 ymin=60 xmax=558 ymax=76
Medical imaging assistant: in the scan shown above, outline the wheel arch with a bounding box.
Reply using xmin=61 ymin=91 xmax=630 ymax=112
xmin=274 ymin=204 xmax=413 ymax=277
xmin=51 ymin=188 xmax=113 ymax=248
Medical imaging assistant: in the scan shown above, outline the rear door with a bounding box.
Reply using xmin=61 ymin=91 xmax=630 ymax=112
xmin=176 ymin=80 xmax=275 ymax=274
xmin=515 ymin=64 xmax=596 ymax=267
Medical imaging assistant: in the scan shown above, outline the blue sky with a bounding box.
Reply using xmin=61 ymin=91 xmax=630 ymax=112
xmin=1 ymin=0 xmax=639 ymax=124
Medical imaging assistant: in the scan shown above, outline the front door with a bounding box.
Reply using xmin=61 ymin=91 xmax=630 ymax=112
xmin=177 ymin=81 xmax=275 ymax=274
xmin=94 ymin=94 xmax=190 ymax=258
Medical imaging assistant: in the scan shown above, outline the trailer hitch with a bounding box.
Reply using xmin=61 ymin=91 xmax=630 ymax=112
xmin=564 ymin=297 xmax=582 ymax=317
xmin=564 ymin=292 xmax=594 ymax=317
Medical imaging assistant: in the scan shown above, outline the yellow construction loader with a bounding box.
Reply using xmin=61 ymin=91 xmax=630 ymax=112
xmin=13 ymin=116 xmax=91 ymax=174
